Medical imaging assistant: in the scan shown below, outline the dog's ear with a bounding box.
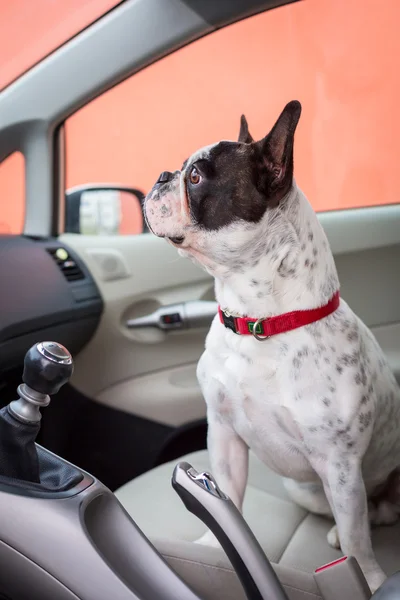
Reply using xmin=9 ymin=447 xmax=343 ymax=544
xmin=238 ymin=114 xmax=254 ymax=143
xmin=256 ymin=100 xmax=301 ymax=196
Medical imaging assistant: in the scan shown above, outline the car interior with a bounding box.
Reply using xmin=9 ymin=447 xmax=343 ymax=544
xmin=1 ymin=0 xmax=400 ymax=599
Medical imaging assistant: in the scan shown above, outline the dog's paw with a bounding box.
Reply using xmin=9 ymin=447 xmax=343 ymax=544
xmin=194 ymin=530 xmax=220 ymax=548
xmin=327 ymin=525 xmax=341 ymax=550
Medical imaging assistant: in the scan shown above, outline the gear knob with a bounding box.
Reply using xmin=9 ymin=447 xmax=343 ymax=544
xmin=23 ymin=342 xmax=74 ymax=395
xmin=9 ymin=342 xmax=73 ymax=424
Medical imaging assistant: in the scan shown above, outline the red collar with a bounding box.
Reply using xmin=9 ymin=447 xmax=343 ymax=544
xmin=218 ymin=291 xmax=340 ymax=340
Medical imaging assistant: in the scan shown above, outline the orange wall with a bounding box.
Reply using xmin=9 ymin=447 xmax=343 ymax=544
xmin=0 ymin=0 xmax=121 ymax=91
xmin=0 ymin=153 xmax=25 ymax=234
xmin=1 ymin=0 xmax=400 ymax=235
xmin=65 ymin=0 xmax=400 ymax=214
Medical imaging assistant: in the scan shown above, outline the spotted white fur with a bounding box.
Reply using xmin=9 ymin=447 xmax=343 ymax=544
xmin=145 ymin=115 xmax=400 ymax=593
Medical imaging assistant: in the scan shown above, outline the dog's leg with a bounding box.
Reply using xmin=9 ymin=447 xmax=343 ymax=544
xmin=321 ymin=457 xmax=386 ymax=593
xmin=283 ymin=479 xmax=342 ymax=549
xmin=283 ymin=477 xmax=400 ymax=541
xmin=195 ymin=413 xmax=249 ymax=547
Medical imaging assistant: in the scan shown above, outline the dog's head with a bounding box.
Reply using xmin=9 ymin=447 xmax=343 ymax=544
xmin=144 ymin=101 xmax=301 ymax=276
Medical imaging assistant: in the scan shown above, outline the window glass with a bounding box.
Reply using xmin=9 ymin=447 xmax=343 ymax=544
xmin=0 ymin=153 xmax=25 ymax=235
xmin=65 ymin=0 xmax=400 ymax=231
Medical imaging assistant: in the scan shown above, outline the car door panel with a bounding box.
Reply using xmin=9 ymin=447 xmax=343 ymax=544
xmin=60 ymin=203 xmax=400 ymax=428
xmin=60 ymin=232 xmax=213 ymax=426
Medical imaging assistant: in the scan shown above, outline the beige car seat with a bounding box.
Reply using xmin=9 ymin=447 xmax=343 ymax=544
xmin=115 ymin=449 xmax=400 ymax=600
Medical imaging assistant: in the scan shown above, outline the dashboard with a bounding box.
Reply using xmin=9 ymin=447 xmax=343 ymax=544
xmin=0 ymin=235 xmax=103 ymax=374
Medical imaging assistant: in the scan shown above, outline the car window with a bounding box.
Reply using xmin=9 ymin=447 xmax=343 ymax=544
xmin=0 ymin=0 xmax=122 ymax=90
xmin=0 ymin=153 xmax=25 ymax=235
xmin=63 ymin=0 xmax=400 ymax=237
xmin=6 ymin=0 xmax=396 ymax=237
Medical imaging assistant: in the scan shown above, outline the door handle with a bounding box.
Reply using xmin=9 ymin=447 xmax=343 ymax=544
xmin=126 ymin=301 xmax=217 ymax=331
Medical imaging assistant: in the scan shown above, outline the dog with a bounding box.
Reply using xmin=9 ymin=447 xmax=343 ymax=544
xmin=144 ymin=101 xmax=400 ymax=592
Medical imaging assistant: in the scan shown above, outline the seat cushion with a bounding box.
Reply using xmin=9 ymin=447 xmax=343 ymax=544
xmin=115 ymin=450 xmax=400 ymax=599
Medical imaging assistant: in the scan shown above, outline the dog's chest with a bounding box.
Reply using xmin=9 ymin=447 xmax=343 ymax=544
xmin=201 ymin=335 xmax=316 ymax=479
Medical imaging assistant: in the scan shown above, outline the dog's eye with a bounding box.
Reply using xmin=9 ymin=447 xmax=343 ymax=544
xmin=189 ymin=166 xmax=202 ymax=185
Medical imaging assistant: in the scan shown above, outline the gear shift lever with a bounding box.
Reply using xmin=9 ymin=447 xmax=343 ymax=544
xmin=0 ymin=341 xmax=75 ymax=485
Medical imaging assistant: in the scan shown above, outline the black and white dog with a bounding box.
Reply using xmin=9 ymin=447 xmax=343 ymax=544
xmin=144 ymin=101 xmax=400 ymax=592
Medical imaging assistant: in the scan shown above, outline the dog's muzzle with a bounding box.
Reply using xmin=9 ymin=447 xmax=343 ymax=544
xmin=145 ymin=170 xmax=186 ymax=244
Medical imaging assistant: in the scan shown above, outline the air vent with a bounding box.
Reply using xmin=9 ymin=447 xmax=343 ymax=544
xmin=47 ymin=247 xmax=85 ymax=282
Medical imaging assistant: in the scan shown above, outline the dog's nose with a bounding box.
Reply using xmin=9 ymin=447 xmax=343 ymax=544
xmin=157 ymin=171 xmax=173 ymax=184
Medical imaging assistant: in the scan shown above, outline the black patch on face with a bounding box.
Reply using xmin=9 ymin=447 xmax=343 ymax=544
xmin=186 ymin=101 xmax=301 ymax=231
xmin=186 ymin=142 xmax=268 ymax=231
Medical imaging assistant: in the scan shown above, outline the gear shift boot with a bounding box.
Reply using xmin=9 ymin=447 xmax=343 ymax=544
xmin=0 ymin=342 xmax=83 ymax=493
xmin=0 ymin=406 xmax=40 ymax=482
xmin=0 ymin=437 xmax=84 ymax=494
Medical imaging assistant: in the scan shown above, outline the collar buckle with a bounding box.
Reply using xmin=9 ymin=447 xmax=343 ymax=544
xmin=220 ymin=310 xmax=240 ymax=335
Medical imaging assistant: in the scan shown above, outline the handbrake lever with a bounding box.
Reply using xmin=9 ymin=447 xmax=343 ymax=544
xmin=172 ymin=462 xmax=289 ymax=600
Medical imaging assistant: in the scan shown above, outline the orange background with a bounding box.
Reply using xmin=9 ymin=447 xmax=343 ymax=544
xmin=1 ymin=0 xmax=399 ymax=235
xmin=0 ymin=0 xmax=121 ymax=91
